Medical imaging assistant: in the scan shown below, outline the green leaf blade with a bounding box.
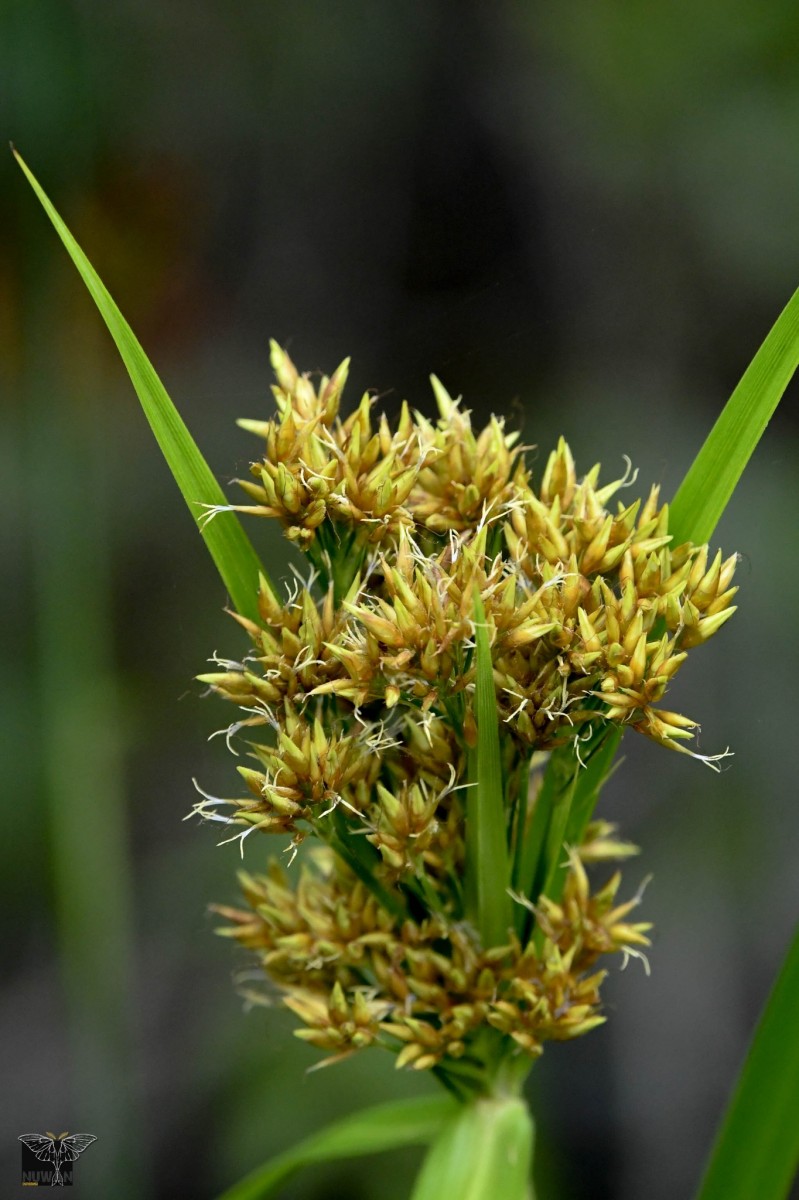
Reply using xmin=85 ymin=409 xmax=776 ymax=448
xmin=695 ymin=922 xmax=799 ymax=1200
xmin=670 ymin=284 xmax=799 ymax=546
xmin=216 ymin=1095 xmax=458 ymax=1200
xmin=466 ymin=592 xmax=512 ymax=948
xmin=14 ymin=149 xmax=272 ymax=623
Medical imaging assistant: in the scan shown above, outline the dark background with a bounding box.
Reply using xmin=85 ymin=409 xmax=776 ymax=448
xmin=2 ymin=3 xmax=798 ymax=1197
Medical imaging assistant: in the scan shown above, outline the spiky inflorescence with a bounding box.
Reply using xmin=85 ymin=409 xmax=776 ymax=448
xmin=193 ymin=344 xmax=737 ymax=1079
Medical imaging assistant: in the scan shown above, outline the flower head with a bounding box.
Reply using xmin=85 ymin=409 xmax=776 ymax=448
xmin=196 ymin=346 xmax=738 ymax=1083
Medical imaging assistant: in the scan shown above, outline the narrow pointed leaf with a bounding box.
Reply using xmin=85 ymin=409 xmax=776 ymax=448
xmin=466 ymin=593 xmax=512 ymax=947
xmin=670 ymin=284 xmax=799 ymax=545
xmin=695 ymin=922 xmax=799 ymax=1200
xmin=216 ymin=1095 xmax=457 ymax=1200
xmin=538 ymin=283 xmax=799 ymax=921
xmin=14 ymin=149 xmax=273 ymax=622
xmin=528 ymin=281 xmax=799 ymax=972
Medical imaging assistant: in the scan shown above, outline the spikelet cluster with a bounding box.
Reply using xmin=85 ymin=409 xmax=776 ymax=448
xmin=215 ymin=825 xmax=650 ymax=1069
xmin=193 ymin=344 xmax=737 ymax=1080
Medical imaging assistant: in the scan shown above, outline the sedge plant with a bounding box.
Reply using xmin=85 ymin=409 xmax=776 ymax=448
xmin=15 ymin=149 xmax=799 ymax=1200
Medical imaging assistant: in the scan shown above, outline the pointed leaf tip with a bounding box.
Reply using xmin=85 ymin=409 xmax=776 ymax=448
xmin=15 ymin=153 xmax=276 ymax=619
xmin=670 ymin=283 xmax=799 ymax=545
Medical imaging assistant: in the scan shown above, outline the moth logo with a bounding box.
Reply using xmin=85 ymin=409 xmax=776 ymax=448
xmin=18 ymin=1132 xmax=97 ymax=1187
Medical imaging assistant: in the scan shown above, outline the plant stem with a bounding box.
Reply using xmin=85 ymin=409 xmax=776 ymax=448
xmin=409 ymin=1093 xmax=535 ymax=1200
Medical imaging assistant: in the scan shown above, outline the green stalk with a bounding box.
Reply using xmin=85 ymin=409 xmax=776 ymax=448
xmin=466 ymin=592 xmax=513 ymax=947
xmin=410 ymin=1095 xmax=535 ymax=1200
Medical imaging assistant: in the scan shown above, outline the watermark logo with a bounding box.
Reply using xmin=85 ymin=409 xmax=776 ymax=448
xmin=18 ymin=1132 xmax=97 ymax=1187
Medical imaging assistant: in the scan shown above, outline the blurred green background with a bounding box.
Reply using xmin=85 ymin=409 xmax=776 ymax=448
xmin=3 ymin=3 xmax=798 ymax=1197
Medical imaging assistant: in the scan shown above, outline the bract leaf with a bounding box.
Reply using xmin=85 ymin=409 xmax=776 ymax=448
xmin=14 ymin=149 xmax=272 ymax=622
xmin=670 ymin=284 xmax=799 ymax=545
xmin=695 ymin=922 xmax=799 ymax=1200
xmin=216 ymin=1095 xmax=457 ymax=1200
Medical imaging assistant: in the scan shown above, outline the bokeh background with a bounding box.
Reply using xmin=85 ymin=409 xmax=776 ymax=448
xmin=3 ymin=3 xmax=799 ymax=1197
